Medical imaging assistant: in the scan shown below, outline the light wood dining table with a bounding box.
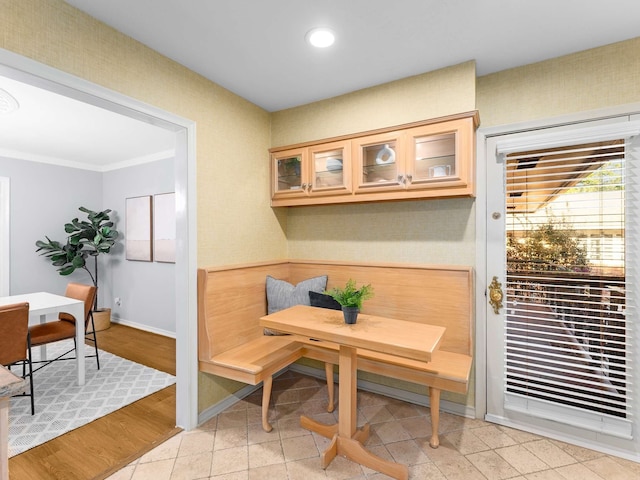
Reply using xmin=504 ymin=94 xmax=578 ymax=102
xmin=260 ymin=305 xmax=446 ymax=480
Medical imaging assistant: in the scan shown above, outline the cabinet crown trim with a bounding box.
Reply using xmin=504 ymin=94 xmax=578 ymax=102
xmin=270 ymin=110 xmax=479 ymax=153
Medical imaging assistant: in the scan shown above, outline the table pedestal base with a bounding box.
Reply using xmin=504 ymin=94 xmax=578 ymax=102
xmin=301 ymin=415 xmax=408 ymax=480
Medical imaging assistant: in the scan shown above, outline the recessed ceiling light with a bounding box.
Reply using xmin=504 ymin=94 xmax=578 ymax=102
xmin=306 ymin=27 xmax=335 ymax=48
xmin=0 ymin=88 xmax=19 ymax=114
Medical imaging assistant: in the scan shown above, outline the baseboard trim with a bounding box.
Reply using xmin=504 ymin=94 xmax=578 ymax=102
xmin=111 ymin=317 xmax=176 ymax=339
xmin=484 ymin=414 xmax=640 ymax=464
xmin=197 ymin=383 xmax=261 ymax=425
xmin=197 ymin=368 xmax=289 ymax=426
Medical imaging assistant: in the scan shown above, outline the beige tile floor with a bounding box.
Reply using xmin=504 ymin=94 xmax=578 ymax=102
xmin=107 ymin=371 xmax=640 ymax=480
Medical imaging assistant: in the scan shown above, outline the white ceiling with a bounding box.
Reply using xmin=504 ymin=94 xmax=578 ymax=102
xmin=65 ymin=0 xmax=640 ymax=112
xmin=2 ymin=1 xmax=639 ymax=170
xmin=0 ymin=75 xmax=176 ymax=171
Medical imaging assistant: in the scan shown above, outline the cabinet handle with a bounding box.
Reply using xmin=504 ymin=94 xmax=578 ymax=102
xmin=301 ymin=183 xmax=308 ymax=190
xmin=406 ymin=174 xmax=413 ymax=183
xmin=397 ymin=175 xmax=405 ymax=184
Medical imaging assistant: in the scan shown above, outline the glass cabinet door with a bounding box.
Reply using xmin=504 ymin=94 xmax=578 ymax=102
xmin=272 ymin=148 xmax=307 ymax=198
xmin=413 ymin=132 xmax=456 ymax=182
xmin=406 ymin=119 xmax=471 ymax=190
xmin=353 ymin=132 xmax=405 ymax=193
xmin=309 ymin=140 xmax=351 ymax=196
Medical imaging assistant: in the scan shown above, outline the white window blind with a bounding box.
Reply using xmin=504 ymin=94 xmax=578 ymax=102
xmin=502 ymin=135 xmax=634 ymax=435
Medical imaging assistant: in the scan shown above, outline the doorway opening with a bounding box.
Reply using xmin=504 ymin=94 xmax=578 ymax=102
xmin=0 ymin=50 xmax=198 ymax=430
xmin=0 ymin=177 xmax=9 ymax=297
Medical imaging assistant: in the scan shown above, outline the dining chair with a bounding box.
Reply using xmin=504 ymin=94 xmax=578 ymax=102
xmin=29 ymin=283 xmax=100 ymax=372
xmin=0 ymin=302 xmax=35 ymax=415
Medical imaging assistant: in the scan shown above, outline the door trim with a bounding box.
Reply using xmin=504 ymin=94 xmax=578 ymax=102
xmin=0 ymin=177 xmax=9 ymax=297
xmin=475 ymin=102 xmax=640 ymax=422
xmin=0 ymin=48 xmax=199 ymax=430
xmin=476 ymin=103 xmax=640 ymax=461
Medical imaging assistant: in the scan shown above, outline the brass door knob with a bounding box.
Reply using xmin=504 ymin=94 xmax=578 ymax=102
xmin=488 ymin=276 xmax=504 ymax=314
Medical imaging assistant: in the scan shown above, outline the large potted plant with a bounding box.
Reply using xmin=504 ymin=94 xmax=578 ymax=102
xmin=325 ymin=279 xmax=374 ymax=324
xmin=35 ymin=206 xmax=119 ymax=331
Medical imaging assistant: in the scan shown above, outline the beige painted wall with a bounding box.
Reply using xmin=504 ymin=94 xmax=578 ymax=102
xmin=286 ymin=199 xmax=476 ymax=266
xmin=477 ymin=37 xmax=640 ymax=127
xmin=271 ymin=61 xmax=476 ymax=147
xmin=0 ymin=0 xmax=286 ymax=410
xmin=272 ymin=61 xmax=478 ymax=267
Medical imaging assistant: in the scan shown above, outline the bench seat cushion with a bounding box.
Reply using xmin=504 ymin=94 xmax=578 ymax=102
xmin=357 ymin=350 xmax=472 ymax=394
xmin=209 ymin=335 xmax=303 ymax=378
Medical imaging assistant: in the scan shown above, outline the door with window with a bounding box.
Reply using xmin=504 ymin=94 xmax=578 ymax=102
xmin=485 ymin=117 xmax=640 ymax=452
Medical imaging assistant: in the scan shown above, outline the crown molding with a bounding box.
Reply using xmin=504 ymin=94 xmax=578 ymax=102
xmin=0 ymin=148 xmax=175 ymax=172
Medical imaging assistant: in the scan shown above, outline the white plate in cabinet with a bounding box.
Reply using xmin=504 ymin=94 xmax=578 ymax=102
xmin=308 ymin=140 xmax=352 ymax=197
xmin=404 ymin=117 xmax=474 ymax=195
xmin=352 ymin=131 xmax=407 ymax=194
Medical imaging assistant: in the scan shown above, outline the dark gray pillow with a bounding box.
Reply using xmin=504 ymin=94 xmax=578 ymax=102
xmin=264 ymin=275 xmax=328 ymax=335
xmin=309 ymin=291 xmax=342 ymax=311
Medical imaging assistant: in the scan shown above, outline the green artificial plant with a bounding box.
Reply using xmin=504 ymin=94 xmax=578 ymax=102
xmin=326 ymin=279 xmax=374 ymax=310
xmin=35 ymin=206 xmax=119 ymax=310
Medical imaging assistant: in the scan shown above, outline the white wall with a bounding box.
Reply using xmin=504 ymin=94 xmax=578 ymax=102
xmin=1 ymin=176 xmax=11 ymax=296
xmin=102 ymin=157 xmax=175 ymax=336
xmin=0 ymin=156 xmax=101 ymax=295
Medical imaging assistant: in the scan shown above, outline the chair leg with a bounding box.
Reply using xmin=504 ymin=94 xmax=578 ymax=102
xmin=325 ymin=363 xmax=335 ymax=413
xmin=27 ymin=360 xmax=35 ymax=416
xmin=89 ymin=313 xmax=100 ymax=370
xmin=27 ymin=335 xmax=35 ymax=415
xmin=7 ymin=353 xmax=36 ymax=415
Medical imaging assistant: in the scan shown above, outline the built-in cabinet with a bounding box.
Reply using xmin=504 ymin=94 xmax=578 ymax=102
xmin=272 ymin=140 xmax=352 ymax=201
xmin=271 ymin=111 xmax=478 ymax=207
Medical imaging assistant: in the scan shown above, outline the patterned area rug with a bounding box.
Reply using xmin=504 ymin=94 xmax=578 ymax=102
xmin=8 ymin=339 xmax=175 ymax=457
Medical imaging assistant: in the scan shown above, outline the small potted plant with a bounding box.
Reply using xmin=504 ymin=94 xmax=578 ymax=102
xmin=325 ymin=279 xmax=374 ymax=324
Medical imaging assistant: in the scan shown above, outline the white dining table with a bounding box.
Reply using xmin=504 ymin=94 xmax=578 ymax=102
xmin=0 ymin=292 xmax=86 ymax=385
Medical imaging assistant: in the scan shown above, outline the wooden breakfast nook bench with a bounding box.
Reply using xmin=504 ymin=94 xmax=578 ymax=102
xmin=197 ymin=259 xmax=473 ymax=452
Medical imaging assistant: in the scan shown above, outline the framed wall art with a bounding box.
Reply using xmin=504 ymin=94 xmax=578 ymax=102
xmin=125 ymin=195 xmax=152 ymax=262
xmin=153 ymin=192 xmax=176 ymax=263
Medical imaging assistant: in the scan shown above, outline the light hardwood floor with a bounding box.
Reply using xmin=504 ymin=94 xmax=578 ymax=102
xmin=8 ymin=323 xmax=179 ymax=480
